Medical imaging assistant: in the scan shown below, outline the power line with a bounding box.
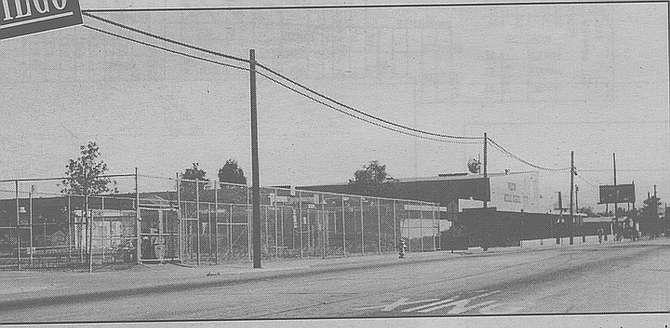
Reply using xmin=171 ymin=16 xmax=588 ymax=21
xmin=84 ymin=22 xmax=478 ymax=144
xmin=487 ymin=138 xmax=571 ymax=172
xmin=256 ymin=70 xmax=481 ymax=145
xmin=576 ymin=173 xmax=600 ymax=189
xmin=256 ymin=63 xmax=483 ymax=141
xmin=83 ymin=14 xmax=483 ymax=142
xmin=578 ymin=168 xmax=670 ymax=172
xmin=83 ymin=24 xmax=479 ymax=144
xmin=82 ymin=25 xmax=249 ymax=72
xmin=82 ymin=12 xmax=248 ymax=64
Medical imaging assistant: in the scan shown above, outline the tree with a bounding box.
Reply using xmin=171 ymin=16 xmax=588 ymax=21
xmin=179 ymin=163 xmax=209 ymax=201
xmin=350 ymin=160 xmax=388 ymax=185
xmin=181 ymin=163 xmax=208 ymax=182
xmin=62 ymin=141 xmax=116 ymax=195
xmin=348 ymin=160 xmax=402 ymax=198
xmin=218 ymin=159 xmax=247 ymax=185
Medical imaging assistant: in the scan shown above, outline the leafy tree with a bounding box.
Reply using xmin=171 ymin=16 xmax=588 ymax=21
xmin=350 ymin=160 xmax=388 ymax=185
xmin=61 ymin=141 xmax=117 ymax=195
xmin=181 ymin=163 xmax=208 ymax=182
xmin=348 ymin=160 xmax=402 ymax=198
xmin=179 ymin=163 xmax=209 ymax=201
xmin=218 ymin=159 xmax=247 ymax=185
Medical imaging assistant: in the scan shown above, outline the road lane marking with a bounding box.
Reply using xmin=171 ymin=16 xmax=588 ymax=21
xmin=418 ymin=291 xmax=500 ymax=313
xmin=355 ymin=298 xmax=440 ymax=311
xmin=355 ymin=290 xmax=502 ymax=314
xmin=401 ymin=298 xmax=458 ymax=312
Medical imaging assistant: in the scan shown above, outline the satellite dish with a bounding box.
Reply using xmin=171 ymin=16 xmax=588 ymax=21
xmin=467 ymin=158 xmax=481 ymax=174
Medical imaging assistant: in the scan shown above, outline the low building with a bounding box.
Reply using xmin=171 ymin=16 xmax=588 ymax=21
xmin=459 ymin=171 xmax=544 ymax=213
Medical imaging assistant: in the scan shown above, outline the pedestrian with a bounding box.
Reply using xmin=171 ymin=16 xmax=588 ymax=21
xmin=597 ymin=228 xmax=604 ymax=243
xmin=398 ymin=239 xmax=407 ymax=259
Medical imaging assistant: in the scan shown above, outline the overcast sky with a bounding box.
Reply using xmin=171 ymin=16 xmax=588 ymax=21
xmin=0 ymin=0 xmax=668 ymax=210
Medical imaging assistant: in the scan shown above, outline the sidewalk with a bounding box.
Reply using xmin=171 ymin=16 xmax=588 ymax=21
xmin=0 ymin=250 xmax=468 ymax=309
xmin=0 ymin=239 xmax=652 ymax=311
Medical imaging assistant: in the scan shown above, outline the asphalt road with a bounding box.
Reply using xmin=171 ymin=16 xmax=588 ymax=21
xmin=1 ymin=239 xmax=668 ymax=323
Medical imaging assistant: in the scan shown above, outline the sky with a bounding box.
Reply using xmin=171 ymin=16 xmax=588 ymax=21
xmin=0 ymin=0 xmax=668 ymax=211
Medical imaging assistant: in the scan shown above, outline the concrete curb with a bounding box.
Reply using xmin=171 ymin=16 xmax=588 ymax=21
xmin=0 ymin=251 xmax=464 ymax=312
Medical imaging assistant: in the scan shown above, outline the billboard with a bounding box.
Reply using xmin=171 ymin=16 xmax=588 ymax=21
xmin=1 ymin=0 xmax=82 ymax=40
xmin=599 ymin=184 xmax=635 ymax=204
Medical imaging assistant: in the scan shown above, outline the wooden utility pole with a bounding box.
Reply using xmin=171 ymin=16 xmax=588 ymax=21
xmin=483 ymin=132 xmax=488 ymax=209
xmin=483 ymin=132 xmax=489 ymax=250
xmin=613 ymin=153 xmax=617 ymax=221
xmin=250 ymin=49 xmax=261 ymax=269
xmin=569 ymin=151 xmax=574 ymax=245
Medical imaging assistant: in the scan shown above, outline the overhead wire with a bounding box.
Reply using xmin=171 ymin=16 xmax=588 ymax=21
xmin=487 ymin=138 xmax=571 ymax=172
xmin=578 ymin=168 xmax=670 ymax=172
xmin=82 ymin=13 xmax=483 ymax=142
xmin=256 ymin=63 xmax=483 ymax=141
xmin=575 ymin=173 xmax=600 ymax=189
xmin=81 ymin=15 xmax=581 ymax=169
xmin=84 ymin=23 xmax=478 ymax=144
xmin=256 ymin=70 xmax=481 ymax=144
xmin=82 ymin=12 xmax=249 ymax=64
xmin=82 ymin=25 xmax=249 ymax=72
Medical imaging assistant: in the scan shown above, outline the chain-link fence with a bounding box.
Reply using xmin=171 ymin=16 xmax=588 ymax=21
xmin=0 ymin=173 xmax=440 ymax=270
xmin=0 ymin=176 xmax=138 ymax=270
xmin=171 ymin=178 xmax=440 ymax=265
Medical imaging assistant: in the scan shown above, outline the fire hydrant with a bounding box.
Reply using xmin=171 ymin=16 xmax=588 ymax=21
xmin=398 ymin=240 xmax=407 ymax=259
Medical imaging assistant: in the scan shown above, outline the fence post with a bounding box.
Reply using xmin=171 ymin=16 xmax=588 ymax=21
xmin=360 ymin=197 xmax=365 ymax=255
xmin=87 ymin=188 xmax=92 ymax=273
xmin=229 ymin=204 xmax=233 ymax=258
xmin=176 ymin=174 xmax=183 ymax=263
xmin=264 ymin=205 xmax=268 ymax=259
xmin=420 ymin=202 xmax=424 ymax=252
xmin=275 ymin=189 xmax=279 ymax=260
xmin=407 ymin=204 xmax=411 ymax=252
xmin=208 ymin=202 xmax=213 ymax=263
xmin=393 ymin=200 xmax=397 ymax=252
xmin=342 ymin=196 xmax=346 ymax=257
xmin=101 ymin=196 xmax=105 ymax=264
xmin=322 ymin=199 xmax=326 ymax=259
xmin=433 ymin=204 xmax=437 ymax=251
xmin=15 ymin=180 xmax=20 ymax=270
xmin=377 ymin=198 xmax=381 ymax=254
xmin=195 ymin=180 xmax=201 ymax=265
xmin=214 ymin=181 xmax=219 ymax=265
xmin=280 ymin=205 xmax=284 ymax=255
xmin=299 ymin=190 xmax=303 ymax=259
xmin=134 ymin=170 xmax=141 ymax=264
xmin=67 ymin=194 xmax=72 ymax=264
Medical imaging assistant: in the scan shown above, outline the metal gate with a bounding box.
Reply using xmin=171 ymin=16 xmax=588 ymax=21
xmin=139 ymin=207 xmax=179 ymax=263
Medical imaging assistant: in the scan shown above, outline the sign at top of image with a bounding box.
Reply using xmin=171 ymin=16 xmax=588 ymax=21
xmin=1 ymin=0 xmax=82 ymax=40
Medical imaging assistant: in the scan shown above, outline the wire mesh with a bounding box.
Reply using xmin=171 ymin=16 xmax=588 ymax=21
xmin=0 ymin=174 xmax=440 ymax=269
xmin=0 ymin=177 xmax=139 ymax=270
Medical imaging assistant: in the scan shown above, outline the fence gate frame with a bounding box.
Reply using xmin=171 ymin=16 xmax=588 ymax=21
xmin=138 ymin=205 xmax=180 ymax=263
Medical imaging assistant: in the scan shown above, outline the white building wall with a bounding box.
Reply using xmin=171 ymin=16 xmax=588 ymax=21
xmin=460 ymin=171 xmax=546 ymax=213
